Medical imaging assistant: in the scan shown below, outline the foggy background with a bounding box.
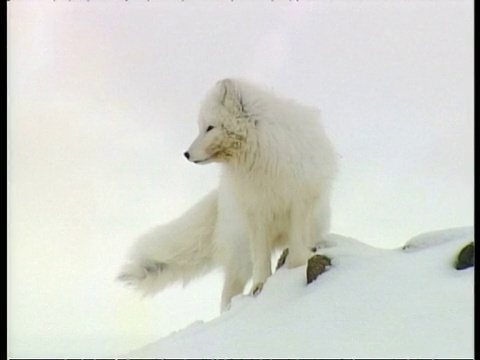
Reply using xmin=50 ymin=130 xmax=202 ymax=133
xmin=7 ymin=1 xmax=473 ymax=357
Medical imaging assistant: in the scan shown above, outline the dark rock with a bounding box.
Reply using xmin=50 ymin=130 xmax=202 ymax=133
xmin=455 ymin=242 xmax=474 ymax=270
xmin=306 ymin=254 xmax=332 ymax=284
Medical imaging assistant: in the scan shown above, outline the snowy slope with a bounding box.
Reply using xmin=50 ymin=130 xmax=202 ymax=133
xmin=127 ymin=227 xmax=474 ymax=358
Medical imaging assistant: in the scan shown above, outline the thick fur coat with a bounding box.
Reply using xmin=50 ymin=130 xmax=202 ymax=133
xmin=118 ymin=79 xmax=338 ymax=311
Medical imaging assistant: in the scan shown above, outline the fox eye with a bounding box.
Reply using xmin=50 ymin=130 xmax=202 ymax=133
xmin=206 ymin=125 xmax=214 ymax=133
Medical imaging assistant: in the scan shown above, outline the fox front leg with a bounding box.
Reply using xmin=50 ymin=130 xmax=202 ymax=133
xmin=276 ymin=248 xmax=289 ymax=270
xmin=247 ymin=221 xmax=272 ymax=297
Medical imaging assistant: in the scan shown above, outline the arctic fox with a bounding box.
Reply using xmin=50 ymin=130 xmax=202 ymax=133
xmin=118 ymin=79 xmax=338 ymax=311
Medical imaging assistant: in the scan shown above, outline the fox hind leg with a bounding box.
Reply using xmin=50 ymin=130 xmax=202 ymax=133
xmin=220 ymin=258 xmax=251 ymax=312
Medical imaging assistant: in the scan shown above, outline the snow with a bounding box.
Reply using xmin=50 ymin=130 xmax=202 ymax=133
xmin=127 ymin=227 xmax=474 ymax=358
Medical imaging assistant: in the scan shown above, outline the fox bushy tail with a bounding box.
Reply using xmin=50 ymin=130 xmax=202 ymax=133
xmin=117 ymin=190 xmax=218 ymax=295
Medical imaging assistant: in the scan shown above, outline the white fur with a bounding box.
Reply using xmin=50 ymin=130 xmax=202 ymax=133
xmin=118 ymin=79 xmax=338 ymax=311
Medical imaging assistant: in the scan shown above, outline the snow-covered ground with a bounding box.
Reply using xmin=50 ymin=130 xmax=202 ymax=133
xmin=128 ymin=227 xmax=474 ymax=358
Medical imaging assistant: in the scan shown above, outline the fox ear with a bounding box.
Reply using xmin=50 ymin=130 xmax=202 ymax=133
xmin=219 ymin=78 xmax=245 ymax=113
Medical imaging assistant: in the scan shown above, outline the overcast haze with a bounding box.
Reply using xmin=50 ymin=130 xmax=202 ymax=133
xmin=7 ymin=1 xmax=473 ymax=357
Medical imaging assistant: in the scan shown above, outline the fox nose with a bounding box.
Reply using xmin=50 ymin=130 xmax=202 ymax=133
xmin=183 ymin=151 xmax=190 ymax=160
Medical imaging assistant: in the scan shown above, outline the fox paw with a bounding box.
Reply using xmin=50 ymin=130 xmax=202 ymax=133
xmin=250 ymin=282 xmax=264 ymax=296
xmin=276 ymin=248 xmax=289 ymax=270
xmin=306 ymin=254 xmax=332 ymax=284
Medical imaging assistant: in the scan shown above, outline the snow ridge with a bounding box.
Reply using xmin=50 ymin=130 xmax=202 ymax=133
xmin=127 ymin=227 xmax=474 ymax=358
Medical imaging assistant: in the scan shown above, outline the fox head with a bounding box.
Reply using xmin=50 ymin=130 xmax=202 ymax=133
xmin=184 ymin=79 xmax=257 ymax=165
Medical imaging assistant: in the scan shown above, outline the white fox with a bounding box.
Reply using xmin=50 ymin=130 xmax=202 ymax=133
xmin=118 ymin=79 xmax=338 ymax=311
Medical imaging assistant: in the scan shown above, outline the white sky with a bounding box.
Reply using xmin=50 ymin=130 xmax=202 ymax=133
xmin=7 ymin=0 xmax=473 ymax=357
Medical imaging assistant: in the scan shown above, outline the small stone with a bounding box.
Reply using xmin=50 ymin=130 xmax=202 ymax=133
xmin=455 ymin=242 xmax=474 ymax=270
xmin=306 ymin=254 xmax=332 ymax=284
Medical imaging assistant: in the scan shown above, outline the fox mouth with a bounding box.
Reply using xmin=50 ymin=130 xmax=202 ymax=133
xmin=193 ymin=157 xmax=213 ymax=164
